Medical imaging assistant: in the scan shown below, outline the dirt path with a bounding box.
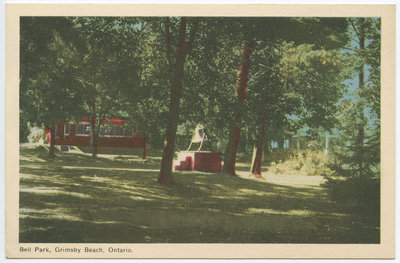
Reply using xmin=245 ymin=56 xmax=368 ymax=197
xmin=236 ymin=170 xmax=326 ymax=188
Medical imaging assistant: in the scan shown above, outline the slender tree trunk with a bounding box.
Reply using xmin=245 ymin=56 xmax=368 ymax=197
xmin=358 ymin=22 xmax=365 ymax=177
xmin=158 ymin=17 xmax=190 ymax=185
xmin=324 ymin=131 xmax=329 ymax=155
xmin=358 ymin=73 xmax=365 ymax=177
xmin=278 ymin=138 xmax=284 ymax=150
xmin=49 ymin=124 xmax=56 ymax=158
xmin=142 ymin=141 xmax=147 ymax=159
xmin=350 ymin=18 xmax=367 ymax=177
xmin=223 ymin=39 xmax=255 ymax=176
xmin=251 ymin=118 xmax=265 ymax=177
xmin=91 ymin=99 xmax=98 ymax=158
xmin=251 ymin=93 xmax=269 ymax=177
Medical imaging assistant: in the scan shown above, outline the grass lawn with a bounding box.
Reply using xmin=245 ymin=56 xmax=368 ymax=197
xmin=19 ymin=144 xmax=380 ymax=243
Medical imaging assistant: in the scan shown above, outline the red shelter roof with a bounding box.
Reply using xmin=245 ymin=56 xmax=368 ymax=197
xmin=79 ymin=118 xmax=125 ymax=125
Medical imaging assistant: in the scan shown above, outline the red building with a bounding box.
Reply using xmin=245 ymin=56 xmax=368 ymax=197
xmin=46 ymin=118 xmax=147 ymax=158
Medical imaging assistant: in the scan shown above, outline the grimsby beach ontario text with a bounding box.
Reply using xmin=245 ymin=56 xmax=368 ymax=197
xmin=19 ymin=246 xmax=134 ymax=254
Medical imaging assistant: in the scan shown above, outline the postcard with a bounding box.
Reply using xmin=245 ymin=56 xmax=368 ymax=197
xmin=5 ymin=3 xmax=396 ymax=259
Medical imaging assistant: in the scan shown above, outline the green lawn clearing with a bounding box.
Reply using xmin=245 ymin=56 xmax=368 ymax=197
xmin=19 ymin=144 xmax=379 ymax=243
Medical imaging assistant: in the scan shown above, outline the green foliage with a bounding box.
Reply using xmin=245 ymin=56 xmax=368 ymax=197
xmin=20 ymin=17 xmax=351 ymax=152
xmin=18 ymin=16 xmax=381 ymax=238
xmin=275 ymin=42 xmax=346 ymax=131
xmin=329 ymin=100 xmax=380 ymax=179
xmin=20 ymin=17 xmax=380 ymax=184
xmin=268 ymin=150 xmax=334 ymax=176
xmin=243 ymin=39 xmax=347 ymax=155
xmin=20 ymin=17 xmax=87 ymax=130
xmin=115 ymin=17 xmax=172 ymax=148
xmin=328 ymin=17 xmax=381 ymax=180
xmin=121 ymin=17 xmax=245 ymax=150
xmin=348 ymin=18 xmax=381 ymax=118
xmin=72 ymin=17 xmax=145 ymax=135
xmin=179 ymin=19 xmax=244 ymax=151
xmin=322 ymin=18 xmax=381 ymax=217
xmin=135 ymin=17 xmax=351 ymax=152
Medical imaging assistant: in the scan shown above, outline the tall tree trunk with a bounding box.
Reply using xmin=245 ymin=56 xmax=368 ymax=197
xmin=49 ymin=124 xmax=56 ymax=158
xmin=158 ymin=17 xmax=192 ymax=185
xmin=251 ymin=118 xmax=265 ymax=177
xmin=91 ymin=99 xmax=98 ymax=158
xmin=358 ymin=71 xmax=365 ymax=177
xmin=251 ymin=93 xmax=269 ymax=177
xmin=357 ymin=21 xmax=365 ymax=177
xmin=223 ymin=39 xmax=255 ymax=176
xmin=350 ymin=18 xmax=367 ymax=177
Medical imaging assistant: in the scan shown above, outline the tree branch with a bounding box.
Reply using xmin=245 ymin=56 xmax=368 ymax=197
xmin=349 ymin=18 xmax=361 ymax=45
xmin=343 ymin=47 xmax=358 ymax=52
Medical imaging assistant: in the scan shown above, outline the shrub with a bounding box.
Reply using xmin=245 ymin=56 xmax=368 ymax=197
xmin=31 ymin=128 xmax=45 ymax=143
xmin=268 ymin=150 xmax=333 ymax=176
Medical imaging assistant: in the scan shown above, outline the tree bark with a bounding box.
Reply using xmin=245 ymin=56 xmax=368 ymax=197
xmin=223 ymin=126 xmax=242 ymax=176
xmin=158 ymin=17 xmax=196 ymax=185
xmin=223 ymin=39 xmax=255 ymax=176
xmin=251 ymin=93 xmax=269 ymax=177
xmin=49 ymin=124 xmax=56 ymax=158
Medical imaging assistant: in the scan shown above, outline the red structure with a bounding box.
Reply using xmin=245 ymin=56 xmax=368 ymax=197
xmin=174 ymin=156 xmax=194 ymax=171
xmin=46 ymin=118 xmax=147 ymax=159
xmin=194 ymin=152 xmax=222 ymax=173
xmin=173 ymin=125 xmax=222 ymax=173
xmin=173 ymin=152 xmax=222 ymax=173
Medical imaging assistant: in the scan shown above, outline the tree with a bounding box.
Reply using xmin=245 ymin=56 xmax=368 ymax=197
xmin=331 ymin=17 xmax=381 ymax=179
xmin=246 ymin=40 xmax=346 ymax=177
xmin=121 ymin=18 xmax=176 ymax=149
xmin=72 ymin=17 xmax=143 ymax=158
xmin=322 ymin=18 xmax=381 ymax=217
xmin=222 ymin=17 xmax=349 ymax=176
xmin=177 ymin=18 xmax=244 ymax=153
xmin=158 ymin=17 xmax=199 ymax=185
xmin=223 ymin=38 xmax=255 ymax=175
xmin=20 ymin=17 xmax=86 ymax=157
xmin=157 ymin=17 xmax=247 ymax=181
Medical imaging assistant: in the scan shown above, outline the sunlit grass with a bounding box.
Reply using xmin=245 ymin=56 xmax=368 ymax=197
xmin=246 ymin=207 xmax=314 ymax=216
xmin=19 ymin=144 xmax=380 ymax=243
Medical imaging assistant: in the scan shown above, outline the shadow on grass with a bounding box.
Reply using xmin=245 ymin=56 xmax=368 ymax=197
xmin=20 ymin=145 xmax=161 ymax=170
xmin=19 ymin=145 xmax=380 ymax=243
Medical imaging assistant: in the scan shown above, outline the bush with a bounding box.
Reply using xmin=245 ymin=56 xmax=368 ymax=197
xmin=31 ymin=128 xmax=46 ymax=143
xmin=267 ymin=150 xmax=333 ymax=176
